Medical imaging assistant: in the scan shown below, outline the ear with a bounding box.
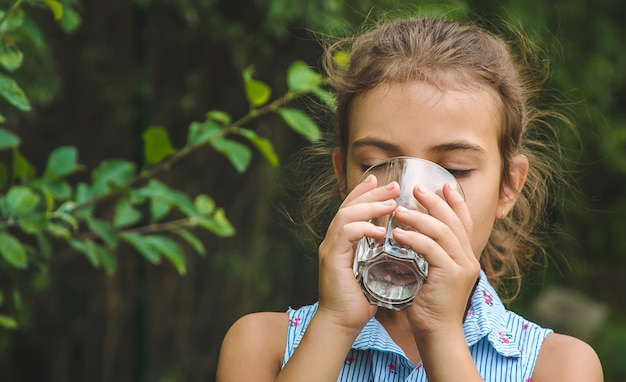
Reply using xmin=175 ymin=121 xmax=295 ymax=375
xmin=332 ymin=148 xmax=348 ymax=198
xmin=496 ymin=154 xmax=529 ymax=220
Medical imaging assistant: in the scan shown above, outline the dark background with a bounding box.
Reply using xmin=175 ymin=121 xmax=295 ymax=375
xmin=0 ymin=0 xmax=625 ymax=381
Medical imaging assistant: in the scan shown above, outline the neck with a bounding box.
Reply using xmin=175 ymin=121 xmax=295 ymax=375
xmin=375 ymin=309 xmax=422 ymax=365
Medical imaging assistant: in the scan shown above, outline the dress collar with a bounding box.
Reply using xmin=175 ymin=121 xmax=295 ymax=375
xmin=352 ymin=270 xmax=523 ymax=359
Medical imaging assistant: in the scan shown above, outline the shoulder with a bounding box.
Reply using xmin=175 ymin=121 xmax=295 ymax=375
xmin=216 ymin=311 xmax=289 ymax=382
xmin=532 ymin=333 xmax=603 ymax=382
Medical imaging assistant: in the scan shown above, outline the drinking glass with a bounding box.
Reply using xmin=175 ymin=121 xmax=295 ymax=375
xmin=353 ymin=156 xmax=464 ymax=311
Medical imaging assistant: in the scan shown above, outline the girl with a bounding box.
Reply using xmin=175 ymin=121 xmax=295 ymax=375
xmin=216 ymin=16 xmax=603 ymax=381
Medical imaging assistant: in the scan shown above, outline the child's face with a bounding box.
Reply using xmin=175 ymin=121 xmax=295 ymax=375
xmin=338 ymin=81 xmax=527 ymax=259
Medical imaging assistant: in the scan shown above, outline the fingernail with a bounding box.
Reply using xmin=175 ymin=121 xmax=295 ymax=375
xmin=363 ymin=174 xmax=373 ymax=184
xmin=417 ymin=185 xmax=428 ymax=194
xmin=375 ymin=226 xmax=386 ymax=232
xmin=382 ymin=199 xmax=395 ymax=206
xmin=448 ymin=182 xmax=457 ymax=191
xmin=393 ymin=227 xmax=406 ymax=235
xmin=385 ymin=181 xmax=396 ymax=190
xmin=396 ymin=205 xmax=409 ymax=213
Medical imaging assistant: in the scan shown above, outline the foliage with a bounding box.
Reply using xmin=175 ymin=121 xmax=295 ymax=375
xmin=0 ymin=0 xmax=332 ymax=330
xmin=0 ymin=0 xmax=624 ymax=381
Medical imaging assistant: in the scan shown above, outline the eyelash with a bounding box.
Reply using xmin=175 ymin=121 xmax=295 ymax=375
xmin=445 ymin=168 xmax=472 ymax=178
xmin=360 ymin=163 xmax=472 ymax=179
xmin=360 ymin=164 xmax=374 ymax=172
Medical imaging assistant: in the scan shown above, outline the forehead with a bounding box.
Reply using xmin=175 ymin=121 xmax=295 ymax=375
xmin=347 ymin=81 xmax=502 ymax=157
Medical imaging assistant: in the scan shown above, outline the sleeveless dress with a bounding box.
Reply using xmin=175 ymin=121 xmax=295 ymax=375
xmin=283 ymin=271 xmax=552 ymax=381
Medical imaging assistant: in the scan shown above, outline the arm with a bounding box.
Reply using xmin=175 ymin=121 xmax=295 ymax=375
xmin=216 ymin=312 xmax=287 ymax=382
xmin=275 ymin=309 xmax=363 ymax=381
xmin=218 ymin=176 xmax=400 ymax=381
xmin=216 ymin=310 xmax=365 ymax=382
xmin=532 ymin=333 xmax=603 ymax=382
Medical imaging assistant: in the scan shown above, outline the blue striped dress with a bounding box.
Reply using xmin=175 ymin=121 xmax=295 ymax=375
xmin=283 ymin=271 xmax=552 ymax=381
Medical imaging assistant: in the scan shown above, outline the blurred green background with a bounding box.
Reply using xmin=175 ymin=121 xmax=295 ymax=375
xmin=0 ymin=0 xmax=624 ymax=381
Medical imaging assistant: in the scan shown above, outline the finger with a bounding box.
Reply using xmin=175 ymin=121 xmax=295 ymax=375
xmin=412 ymin=184 xmax=472 ymax=251
xmin=341 ymin=177 xmax=401 ymax=208
xmin=339 ymin=174 xmax=378 ymax=207
xmin=329 ymin=199 xmax=397 ymax=234
xmin=321 ymin=221 xmax=387 ymax=257
xmin=390 ymin=226 xmax=453 ymax=267
xmin=442 ymin=182 xmax=473 ymax=241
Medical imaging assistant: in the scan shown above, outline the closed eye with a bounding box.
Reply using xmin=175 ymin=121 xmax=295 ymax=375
xmin=360 ymin=164 xmax=374 ymax=172
xmin=445 ymin=169 xmax=472 ymax=178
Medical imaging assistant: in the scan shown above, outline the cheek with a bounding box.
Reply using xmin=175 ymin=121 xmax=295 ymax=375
xmin=345 ymin=164 xmax=368 ymax=192
xmin=461 ymin=181 xmax=500 ymax=257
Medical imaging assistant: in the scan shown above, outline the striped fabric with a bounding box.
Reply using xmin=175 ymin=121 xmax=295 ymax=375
xmin=283 ymin=271 xmax=552 ymax=381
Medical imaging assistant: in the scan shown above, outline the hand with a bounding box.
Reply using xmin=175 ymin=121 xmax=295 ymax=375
xmin=391 ymin=182 xmax=480 ymax=336
xmin=317 ymin=175 xmax=400 ymax=332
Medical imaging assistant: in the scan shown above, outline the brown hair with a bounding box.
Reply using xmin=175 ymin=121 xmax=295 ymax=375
xmin=300 ymin=16 xmax=568 ymax=299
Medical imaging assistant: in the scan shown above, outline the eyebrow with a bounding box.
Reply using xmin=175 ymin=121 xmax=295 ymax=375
xmin=351 ymin=137 xmax=486 ymax=155
xmin=429 ymin=141 xmax=486 ymax=155
xmin=351 ymin=137 xmax=401 ymax=153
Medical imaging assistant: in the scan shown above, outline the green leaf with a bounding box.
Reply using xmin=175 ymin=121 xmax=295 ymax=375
xmin=0 ymin=231 xmax=27 ymax=268
xmin=98 ymin=247 xmax=117 ymax=275
xmin=113 ymin=197 xmax=142 ymax=228
xmin=151 ymin=197 xmax=170 ymax=221
xmin=44 ymin=0 xmax=64 ymax=20
xmin=0 ymin=9 xmax=24 ymax=32
xmin=5 ymin=185 xmax=40 ymax=216
xmin=237 ymin=129 xmax=279 ymax=167
xmin=36 ymin=233 xmax=51 ymax=259
xmin=0 ymin=315 xmax=17 ymax=329
xmin=40 ymin=188 xmax=54 ymax=213
xmin=75 ymin=183 xmax=91 ymax=204
xmin=44 ymin=146 xmax=81 ymax=180
xmin=332 ymin=51 xmax=351 ymax=70
xmin=34 ymin=179 xmax=72 ymax=201
xmin=0 ymin=41 xmax=23 ymax=72
xmin=70 ymin=239 xmax=100 ymax=268
xmin=278 ymin=108 xmax=321 ymax=141
xmin=133 ymin=180 xmax=196 ymax=219
xmin=59 ymin=6 xmax=81 ymax=33
xmin=121 ymin=234 xmax=186 ymax=275
xmin=243 ymin=67 xmax=271 ymax=107
xmin=56 ymin=210 xmax=78 ymax=232
xmin=187 ymin=120 xmax=221 ymax=146
xmin=70 ymin=239 xmax=116 ymax=274
xmin=287 ymin=60 xmax=323 ymax=92
xmin=12 ymin=149 xmax=34 ymax=181
xmin=0 ymin=128 xmax=20 ymax=151
xmin=198 ymin=208 xmax=235 ymax=237
xmin=143 ymin=126 xmax=176 ymax=165
xmin=210 ymin=137 xmax=251 ymax=173
xmin=91 ymin=160 xmax=136 ymax=197
xmin=18 ymin=214 xmax=48 ymax=234
xmin=19 ymin=18 xmax=44 ymax=48
xmin=206 ymin=110 xmax=231 ymax=126
xmin=312 ymin=88 xmax=336 ymax=110
xmin=0 ymin=73 xmax=30 ymax=111
xmin=121 ymin=233 xmax=161 ymax=265
xmin=85 ymin=218 xmax=118 ymax=248
xmin=46 ymin=222 xmax=71 ymax=239
xmin=175 ymin=228 xmax=206 ymax=256
xmin=194 ymin=194 xmax=215 ymax=215
xmin=141 ymin=235 xmax=186 ymax=275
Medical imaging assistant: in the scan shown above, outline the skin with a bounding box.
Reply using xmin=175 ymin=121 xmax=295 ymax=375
xmin=216 ymin=81 xmax=603 ymax=381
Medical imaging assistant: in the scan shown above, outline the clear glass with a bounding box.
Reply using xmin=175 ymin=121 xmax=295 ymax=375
xmin=353 ymin=156 xmax=464 ymax=311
